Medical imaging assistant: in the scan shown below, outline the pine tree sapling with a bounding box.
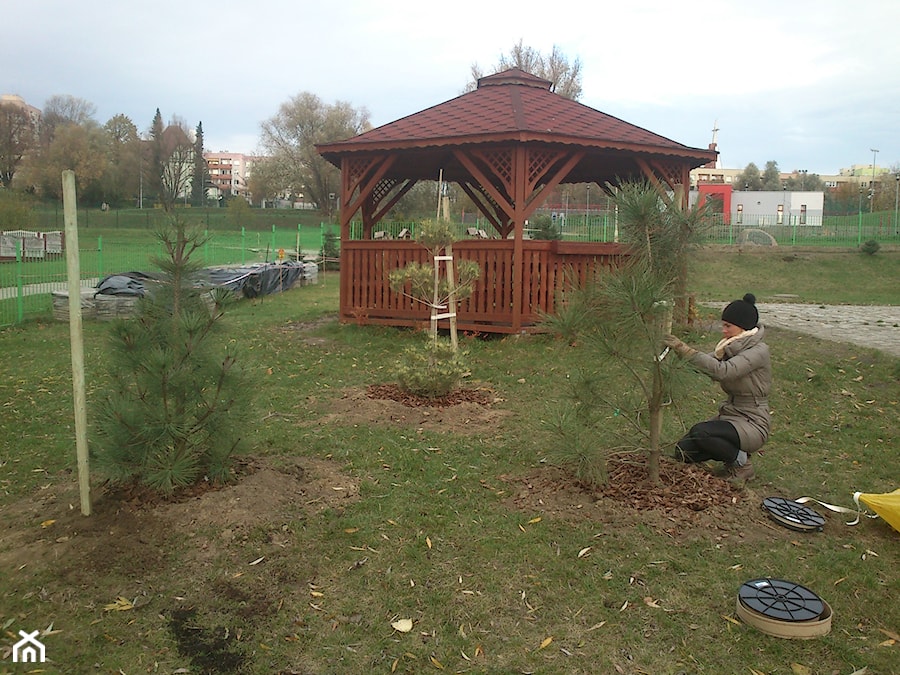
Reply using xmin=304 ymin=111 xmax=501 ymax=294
xmin=388 ymin=219 xmax=480 ymax=347
xmin=544 ymin=181 xmax=708 ymax=485
xmin=395 ymin=337 xmax=469 ymax=398
xmin=387 ymin=219 xmax=480 ymax=398
xmin=93 ymin=216 xmax=250 ymax=494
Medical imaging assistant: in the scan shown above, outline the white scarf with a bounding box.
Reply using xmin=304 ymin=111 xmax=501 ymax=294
xmin=715 ymin=327 xmax=758 ymax=360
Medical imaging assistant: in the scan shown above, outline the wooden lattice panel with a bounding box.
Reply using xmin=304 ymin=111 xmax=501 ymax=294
xmin=346 ymin=156 xmax=377 ymax=189
xmin=371 ymin=179 xmax=399 ymax=204
xmin=526 ymin=148 xmax=560 ymax=191
xmin=650 ymin=159 xmax=686 ymax=192
xmin=473 ymin=148 xmax=513 ymax=187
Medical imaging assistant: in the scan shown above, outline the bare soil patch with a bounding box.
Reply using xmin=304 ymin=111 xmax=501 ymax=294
xmin=308 ymin=383 xmax=511 ymax=436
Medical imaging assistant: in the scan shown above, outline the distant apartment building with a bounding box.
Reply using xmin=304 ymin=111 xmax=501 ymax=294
xmin=203 ymin=151 xmax=258 ymax=202
xmin=690 ymin=155 xmax=893 ymax=193
xmin=1 ymin=94 xmax=42 ymax=126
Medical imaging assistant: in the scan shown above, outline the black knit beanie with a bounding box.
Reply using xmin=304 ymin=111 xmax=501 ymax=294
xmin=721 ymin=293 xmax=759 ymax=330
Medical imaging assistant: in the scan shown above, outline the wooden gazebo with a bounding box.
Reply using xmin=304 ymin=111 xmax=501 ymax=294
xmin=317 ymin=69 xmax=716 ymax=334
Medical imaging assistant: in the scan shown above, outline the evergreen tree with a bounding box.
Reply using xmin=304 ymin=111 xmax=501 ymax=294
xmin=192 ymin=121 xmax=207 ymax=206
xmin=93 ymin=216 xmax=251 ymax=494
xmin=148 ymin=108 xmax=165 ymax=205
xmin=544 ymin=181 xmax=711 ymax=485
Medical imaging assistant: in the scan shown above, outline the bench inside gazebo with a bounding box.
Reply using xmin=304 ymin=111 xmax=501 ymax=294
xmin=317 ymin=69 xmax=716 ymax=334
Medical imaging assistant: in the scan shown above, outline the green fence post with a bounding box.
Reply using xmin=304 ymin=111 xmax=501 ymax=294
xmin=15 ymin=239 xmax=24 ymax=324
xmin=241 ymin=227 xmax=246 ymax=265
xmin=271 ymin=224 xmax=276 ymax=259
xmin=204 ymin=229 xmax=209 ymax=265
xmin=97 ymin=236 xmax=103 ymax=280
xmin=858 ymin=210 xmax=863 ymax=248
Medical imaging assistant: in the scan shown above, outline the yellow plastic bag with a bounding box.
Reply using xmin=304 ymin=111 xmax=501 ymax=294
xmin=857 ymin=489 xmax=900 ymax=534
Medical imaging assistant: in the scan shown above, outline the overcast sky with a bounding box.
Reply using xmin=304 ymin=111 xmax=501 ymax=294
xmin=3 ymin=0 xmax=898 ymax=176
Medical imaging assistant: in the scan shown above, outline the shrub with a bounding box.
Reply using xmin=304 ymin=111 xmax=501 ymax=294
xmin=529 ymin=214 xmax=562 ymax=240
xmin=860 ymin=239 xmax=880 ymax=255
xmin=395 ymin=338 xmax=468 ymax=398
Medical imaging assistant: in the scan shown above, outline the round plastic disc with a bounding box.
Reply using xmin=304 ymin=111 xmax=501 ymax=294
xmin=738 ymin=578 xmax=824 ymax=622
xmin=763 ymin=497 xmax=826 ymax=532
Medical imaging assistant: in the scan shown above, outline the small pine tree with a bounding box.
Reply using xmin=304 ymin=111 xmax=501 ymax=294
xmin=388 ymin=219 xmax=480 ymax=398
xmin=544 ymin=181 xmax=710 ymax=485
xmin=93 ymin=216 xmax=251 ymax=494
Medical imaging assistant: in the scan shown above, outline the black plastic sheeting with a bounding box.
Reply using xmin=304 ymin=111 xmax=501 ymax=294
xmin=95 ymin=261 xmax=315 ymax=299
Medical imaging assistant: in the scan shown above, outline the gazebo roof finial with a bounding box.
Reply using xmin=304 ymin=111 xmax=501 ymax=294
xmin=476 ymin=68 xmax=552 ymax=91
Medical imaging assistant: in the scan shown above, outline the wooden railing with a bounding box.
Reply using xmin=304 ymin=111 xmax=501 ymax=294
xmin=340 ymin=239 xmax=628 ymax=333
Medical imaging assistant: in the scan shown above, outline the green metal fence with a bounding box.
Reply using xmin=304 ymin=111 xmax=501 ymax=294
xmin=0 ymin=223 xmax=336 ymax=328
xmin=3 ymin=209 xmax=897 ymax=328
xmin=539 ymin=211 xmax=899 ymax=248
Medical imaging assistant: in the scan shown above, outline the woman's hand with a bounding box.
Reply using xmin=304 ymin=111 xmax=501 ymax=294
xmin=663 ymin=334 xmax=697 ymax=358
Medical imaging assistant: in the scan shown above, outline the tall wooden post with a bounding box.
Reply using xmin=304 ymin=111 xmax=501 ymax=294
xmin=62 ymin=170 xmax=91 ymax=516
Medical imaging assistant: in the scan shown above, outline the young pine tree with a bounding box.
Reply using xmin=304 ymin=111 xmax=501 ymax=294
xmin=545 ymin=181 xmax=710 ymax=484
xmin=93 ymin=217 xmax=251 ymax=494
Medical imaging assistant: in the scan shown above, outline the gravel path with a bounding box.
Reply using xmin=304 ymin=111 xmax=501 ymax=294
xmin=704 ymin=302 xmax=900 ymax=358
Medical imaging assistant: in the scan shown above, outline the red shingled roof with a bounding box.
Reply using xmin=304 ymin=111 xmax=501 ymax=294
xmin=319 ymin=68 xmax=710 ymax=160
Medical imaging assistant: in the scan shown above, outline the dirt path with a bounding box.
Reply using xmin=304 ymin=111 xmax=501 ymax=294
xmin=705 ymin=301 xmax=900 ymax=357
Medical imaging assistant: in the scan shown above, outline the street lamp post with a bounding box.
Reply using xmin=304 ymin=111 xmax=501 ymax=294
xmin=585 ymin=184 xmax=591 ymax=230
xmin=858 ymin=187 xmax=864 ymax=248
xmin=870 ymin=148 xmax=879 ymax=213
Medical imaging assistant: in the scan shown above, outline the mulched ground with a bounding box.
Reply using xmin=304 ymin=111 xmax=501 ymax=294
xmin=597 ymin=456 xmax=742 ymax=511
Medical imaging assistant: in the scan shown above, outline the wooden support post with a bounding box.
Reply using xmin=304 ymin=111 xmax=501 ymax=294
xmin=62 ymin=170 xmax=91 ymax=516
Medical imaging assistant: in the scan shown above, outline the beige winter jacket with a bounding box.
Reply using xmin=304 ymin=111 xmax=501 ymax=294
xmin=687 ymin=326 xmax=772 ymax=453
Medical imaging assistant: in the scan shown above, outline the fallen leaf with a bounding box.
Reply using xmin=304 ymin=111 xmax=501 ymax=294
xmin=426 ymin=537 xmax=432 ymax=549
xmin=249 ymin=556 xmax=265 ymax=565
xmin=40 ymin=519 xmax=55 ymax=528
xmin=578 ymin=546 xmax=592 ymax=558
xmin=643 ymin=596 xmax=661 ymax=608
xmin=878 ymin=628 xmax=900 ymax=641
xmin=587 ymin=621 xmax=606 ymax=631
xmin=790 ymin=663 xmax=811 ymax=675
xmin=539 ymin=636 xmax=553 ymax=650
xmin=722 ymin=614 xmax=741 ymax=626
xmin=391 ymin=618 xmax=413 ymax=633
xmin=344 ymin=527 xmax=359 ymax=534
xmin=430 ymin=655 xmax=444 ymax=669
xmin=833 ymin=577 xmax=847 ymax=586
xmin=103 ymin=596 xmax=134 ymax=612
xmin=877 ymin=639 xmax=895 ymax=647
xmin=528 ymin=516 xmax=542 ymax=524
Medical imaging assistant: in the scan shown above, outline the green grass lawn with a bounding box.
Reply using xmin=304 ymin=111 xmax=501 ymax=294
xmin=0 ymin=254 xmax=898 ymax=674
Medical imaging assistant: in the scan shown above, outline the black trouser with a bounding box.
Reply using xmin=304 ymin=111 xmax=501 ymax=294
xmin=675 ymin=419 xmax=741 ymax=464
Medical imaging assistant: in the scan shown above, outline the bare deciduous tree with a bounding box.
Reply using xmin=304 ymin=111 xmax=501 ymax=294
xmin=467 ymin=40 xmax=583 ymax=100
xmin=0 ymin=102 xmax=36 ymax=187
xmin=259 ymin=93 xmax=370 ymax=216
